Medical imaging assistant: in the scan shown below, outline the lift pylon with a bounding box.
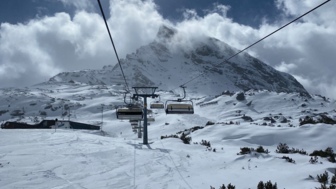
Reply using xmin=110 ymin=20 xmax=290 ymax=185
xmin=132 ymin=87 xmax=158 ymax=144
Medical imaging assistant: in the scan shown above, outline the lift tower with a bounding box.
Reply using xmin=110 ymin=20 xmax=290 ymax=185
xmin=132 ymin=87 xmax=158 ymax=144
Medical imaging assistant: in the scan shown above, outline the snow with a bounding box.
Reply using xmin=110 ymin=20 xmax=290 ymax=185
xmin=1 ymin=125 xmax=336 ymax=188
xmin=1 ymin=82 xmax=336 ymax=189
xmin=48 ymin=31 xmax=310 ymax=96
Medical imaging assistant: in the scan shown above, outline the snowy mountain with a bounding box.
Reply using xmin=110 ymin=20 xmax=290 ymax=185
xmin=50 ymin=25 xmax=309 ymax=96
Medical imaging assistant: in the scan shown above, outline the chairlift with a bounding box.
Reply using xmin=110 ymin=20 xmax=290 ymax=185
xmin=165 ymin=86 xmax=194 ymax=114
xmin=150 ymin=96 xmax=164 ymax=109
xmin=116 ymin=106 xmax=143 ymax=120
xmin=147 ymin=117 xmax=155 ymax=122
xmin=129 ymin=120 xmax=138 ymax=123
xmin=131 ymin=122 xmax=138 ymax=126
xmin=165 ymin=100 xmax=194 ymax=114
xmin=150 ymin=101 xmax=165 ymax=109
xmin=116 ymin=92 xmax=143 ymax=120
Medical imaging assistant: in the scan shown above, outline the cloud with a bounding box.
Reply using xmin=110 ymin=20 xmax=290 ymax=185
xmin=106 ymin=0 xmax=166 ymax=59
xmin=0 ymin=11 xmax=114 ymax=87
xmin=253 ymin=0 xmax=336 ymax=97
xmin=57 ymin=0 xmax=94 ymax=11
xmin=0 ymin=0 xmax=167 ymax=88
xmin=275 ymin=0 xmax=334 ymax=25
xmin=0 ymin=0 xmax=335 ymax=99
xmin=275 ymin=61 xmax=298 ymax=73
xmin=173 ymin=0 xmax=336 ymax=97
xmin=204 ymin=3 xmax=231 ymax=18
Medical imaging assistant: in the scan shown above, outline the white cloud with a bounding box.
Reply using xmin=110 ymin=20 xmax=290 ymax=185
xmin=315 ymin=79 xmax=336 ymax=99
xmin=252 ymin=0 xmax=336 ymax=98
xmin=106 ymin=0 xmax=166 ymax=59
xmin=0 ymin=0 xmax=167 ymax=88
xmin=275 ymin=0 xmax=334 ymax=25
xmin=275 ymin=61 xmax=298 ymax=73
xmin=0 ymin=0 xmax=335 ymax=98
xmin=182 ymin=9 xmax=200 ymax=20
xmin=0 ymin=11 xmax=114 ymax=87
xmin=204 ymin=3 xmax=231 ymax=17
xmin=57 ymin=0 xmax=94 ymax=11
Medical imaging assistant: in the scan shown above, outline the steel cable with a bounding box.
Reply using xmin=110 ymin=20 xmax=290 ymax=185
xmin=178 ymin=0 xmax=330 ymax=88
xmin=97 ymin=0 xmax=130 ymax=92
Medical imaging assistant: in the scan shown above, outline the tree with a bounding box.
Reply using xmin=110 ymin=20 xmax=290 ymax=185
xmin=236 ymin=92 xmax=245 ymax=101
xmin=258 ymin=181 xmax=264 ymax=189
xmin=317 ymin=171 xmax=329 ymax=185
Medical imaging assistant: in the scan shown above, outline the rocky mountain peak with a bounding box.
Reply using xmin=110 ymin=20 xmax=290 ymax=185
xmin=156 ymin=25 xmax=177 ymax=42
xmin=47 ymin=27 xmax=310 ymax=97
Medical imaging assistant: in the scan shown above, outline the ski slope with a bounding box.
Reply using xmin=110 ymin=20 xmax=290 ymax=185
xmin=1 ymin=83 xmax=336 ymax=189
xmin=1 ymin=124 xmax=336 ymax=188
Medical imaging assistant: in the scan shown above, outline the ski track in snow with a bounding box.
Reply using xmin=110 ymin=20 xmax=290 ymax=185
xmin=2 ymin=124 xmax=336 ymax=188
xmin=1 ymin=84 xmax=336 ymax=188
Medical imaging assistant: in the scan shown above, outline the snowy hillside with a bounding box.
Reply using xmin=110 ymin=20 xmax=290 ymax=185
xmin=1 ymin=80 xmax=336 ymax=188
xmin=49 ymin=25 xmax=309 ymax=96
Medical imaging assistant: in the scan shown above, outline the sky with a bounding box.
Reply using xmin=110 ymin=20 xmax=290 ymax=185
xmin=0 ymin=0 xmax=335 ymax=98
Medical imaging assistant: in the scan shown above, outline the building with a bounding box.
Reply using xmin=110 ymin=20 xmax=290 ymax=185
xmin=1 ymin=120 xmax=100 ymax=130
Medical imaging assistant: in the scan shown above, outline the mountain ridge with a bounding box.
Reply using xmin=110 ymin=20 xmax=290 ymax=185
xmin=48 ymin=25 xmax=309 ymax=96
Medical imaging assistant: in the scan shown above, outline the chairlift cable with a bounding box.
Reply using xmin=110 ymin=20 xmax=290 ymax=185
xmin=159 ymin=140 xmax=193 ymax=189
xmin=178 ymin=0 xmax=330 ymax=88
xmin=133 ymin=139 xmax=136 ymax=188
xmin=97 ymin=0 xmax=130 ymax=92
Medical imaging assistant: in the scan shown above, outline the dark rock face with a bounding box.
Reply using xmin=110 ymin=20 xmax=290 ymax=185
xmin=156 ymin=25 xmax=177 ymax=42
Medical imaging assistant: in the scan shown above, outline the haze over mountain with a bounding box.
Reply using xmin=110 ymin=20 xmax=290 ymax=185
xmin=49 ymin=25 xmax=309 ymax=97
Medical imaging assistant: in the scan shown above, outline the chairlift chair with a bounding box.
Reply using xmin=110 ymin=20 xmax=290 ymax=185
xmin=116 ymin=91 xmax=143 ymax=120
xmin=165 ymin=86 xmax=194 ymax=114
xmin=150 ymin=101 xmax=164 ymax=109
xmin=116 ymin=106 xmax=143 ymax=120
xmin=147 ymin=117 xmax=155 ymax=122
xmin=150 ymin=95 xmax=164 ymax=109
xmin=165 ymin=99 xmax=194 ymax=114
xmin=131 ymin=122 xmax=138 ymax=126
